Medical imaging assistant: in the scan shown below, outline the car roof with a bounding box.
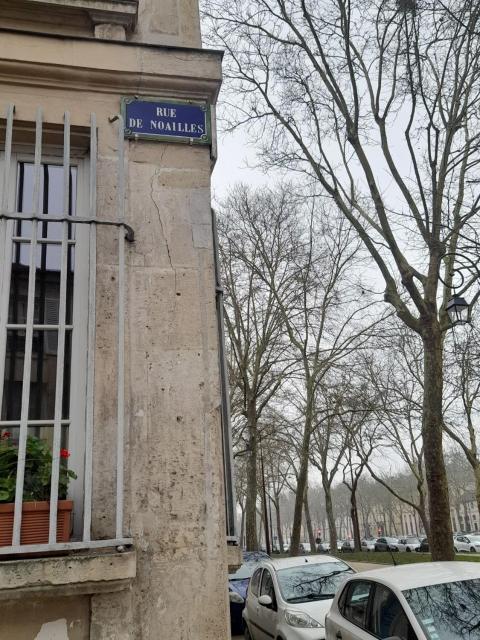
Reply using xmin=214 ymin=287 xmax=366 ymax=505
xmin=349 ymin=561 xmax=480 ymax=591
xmin=260 ymin=554 xmax=349 ymax=571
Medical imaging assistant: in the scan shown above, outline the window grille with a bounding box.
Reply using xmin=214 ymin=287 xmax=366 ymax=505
xmin=0 ymin=104 xmax=133 ymax=554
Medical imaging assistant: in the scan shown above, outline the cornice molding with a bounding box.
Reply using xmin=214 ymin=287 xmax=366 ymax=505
xmin=0 ymin=33 xmax=223 ymax=103
xmin=0 ymin=60 xmax=222 ymax=103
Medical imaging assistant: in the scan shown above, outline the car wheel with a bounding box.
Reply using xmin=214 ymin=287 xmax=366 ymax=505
xmin=406 ymin=547 xmax=411 ymax=552
xmin=471 ymin=546 xmax=476 ymax=553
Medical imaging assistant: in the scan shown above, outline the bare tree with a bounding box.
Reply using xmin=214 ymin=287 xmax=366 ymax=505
xmin=362 ymin=330 xmax=431 ymax=537
xmin=204 ymin=0 xmax=480 ymax=559
xmin=444 ymin=320 xmax=480 ymax=516
xmin=218 ymin=185 xmax=294 ymax=549
xmin=236 ymin=197 xmax=382 ymax=556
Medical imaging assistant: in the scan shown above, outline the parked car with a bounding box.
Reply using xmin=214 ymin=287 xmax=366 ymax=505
xmin=417 ymin=537 xmax=429 ymax=552
xmin=228 ymin=551 xmax=270 ymax=635
xmin=361 ymin=538 xmax=376 ymax=552
xmin=337 ymin=539 xmax=345 ymax=551
xmin=454 ymin=534 xmax=480 ymax=553
xmin=341 ymin=539 xmax=355 ymax=552
xmin=243 ymin=554 xmax=355 ymax=640
xmin=392 ymin=536 xmax=422 ymax=552
xmin=317 ymin=541 xmax=331 ymax=553
xmin=325 ymin=561 xmax=480 ymax=640
xmin=374 ymin=536 xmax=399 ymax=552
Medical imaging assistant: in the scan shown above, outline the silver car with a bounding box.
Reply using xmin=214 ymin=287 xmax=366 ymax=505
xmin=326 ymin=562 xmax=480 ymax=640
xmin=243 ymin=555 xmax=354 ymax=640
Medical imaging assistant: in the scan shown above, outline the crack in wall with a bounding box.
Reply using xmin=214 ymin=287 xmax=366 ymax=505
xmin=149 ymin=165 xmax=178 ymax=307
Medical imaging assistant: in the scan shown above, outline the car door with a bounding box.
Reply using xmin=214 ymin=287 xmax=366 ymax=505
xmin=330 ymin=580 xmax=374 ymax=640
xmin=255 ymin=568 xmax=278 ymax=640
xmin=377 ymin=538 xmax=386 ymax=551
xmin=455 ymin=536 xmax=468 ymax=552
xmin=369 ymin=583 xmax=419 ymax=640
xmin=245 ymin=568 xmax=263 ymax=639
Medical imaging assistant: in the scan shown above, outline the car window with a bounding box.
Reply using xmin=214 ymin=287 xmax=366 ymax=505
xmin=276 ymin=561 xmax=353 ymax=604
xmin=250 ymin=569 xmax=262 ymax=597
xmin=379 ymin=538 xmax=386 ymax=543
xmin=371 ymin=583 xmax=418 ymax=640
xmin=260 ymin=570 xmax=275 ymax=599
xmin=404 ymin=578 xmax=480 ymax=640
xmin=342 ymin=581 xmax=373 ymax=629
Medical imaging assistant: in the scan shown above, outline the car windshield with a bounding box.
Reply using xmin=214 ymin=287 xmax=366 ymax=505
xmin=276 ymin=561 xmax=353 ymax=604
xmin=403 ymin=577 xmax=480 ymax=639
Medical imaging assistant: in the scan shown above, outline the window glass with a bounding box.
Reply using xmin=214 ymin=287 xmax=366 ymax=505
xmin=276 ymin=561 xmax=353 ymax=604
xmin=342 ymin=581 xmax=372 ymax=629
xmin=250 ymin=569 xmax=262 ymax=597
xmin=2 ymin=163 xmax=77 ymax=441
xmin=371 ymin=584 xmax=417 ymax=640
xmin=404 ymin=578 xmax=480 ymax=640
xmin=260 ymin=570 xmax=275 ymax=601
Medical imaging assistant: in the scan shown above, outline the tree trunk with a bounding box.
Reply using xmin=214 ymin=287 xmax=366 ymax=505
xmin=324 ymin=483 xmax=337 ymax=553
xmin=350 ymin=482 xmax=361 ymax=552
xmin=290 ymin=416 xmax=312 ymax=555
xmin=418 ymin=489 xmax=431 ymax=540
xmin=239 ymin=502 xmax=246 ymax=549
xmin=304 ymin=486 xmax=316 ymax=552
xmin=245 ymin=405 xmax=258 ymax=551
xmin=422 ymin=329 xmax=454 ymax=560
xmin=273 ymin=496 xmax=285 ymax=553
xmin=474 ymin=464 xmax=480 ymax=522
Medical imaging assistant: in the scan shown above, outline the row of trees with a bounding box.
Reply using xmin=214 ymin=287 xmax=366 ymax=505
xmin=241 ymin=454 xmax=476 ymax=552
xmin=205 ymin=0 xmax=480 ymax=559
xmin=217 ymin=183 xmax=480 ymax=558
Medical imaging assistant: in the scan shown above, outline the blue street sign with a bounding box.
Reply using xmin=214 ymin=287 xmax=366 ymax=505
xmin=122 ymin=98 xmax=211 ymax=145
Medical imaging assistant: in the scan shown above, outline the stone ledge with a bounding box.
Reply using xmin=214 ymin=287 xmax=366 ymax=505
xmin=0 ymin=549 xmax=136 ymax=601
xmin=24 ymin=0 xmax=138 ymax=31
xmin=227 ymin=542 xmax=242 ymax=573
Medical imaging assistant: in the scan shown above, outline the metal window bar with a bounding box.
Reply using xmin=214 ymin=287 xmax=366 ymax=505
xmin=0 ymin=105 xmax=133 ymax=555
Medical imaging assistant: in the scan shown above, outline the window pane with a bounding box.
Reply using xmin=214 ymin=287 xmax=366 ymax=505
xmin=16 ymin=163 xmax=77 ymax=240
xmin=260 ymin=571 xmax=275 ymax=600
xmin=343 ymin=581 xmax=372 ymax=629
xmin=371 ymin=584 xmax=414 ymax=640
xmin=404 ymin=579 xmax=480 ymax=640
xmin=1 ymin=329 xmax=25 ymax=421
xmin=1 ymin=329 xmax=72 ymax=421
xmin=29 ymin=329 xmax=72 ymax=421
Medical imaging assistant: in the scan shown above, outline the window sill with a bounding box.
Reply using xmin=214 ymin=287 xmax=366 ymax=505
xmin=0 ymin=548 xmax=136 ymax=600
xmin=227 ymin=541 xmax=242 ymax=573
xmin=20 ymin=0 xmax=138 ymax=31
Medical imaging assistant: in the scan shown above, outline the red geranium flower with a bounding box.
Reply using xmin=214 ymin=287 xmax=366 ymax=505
xmin=2 ymin=431 xmax=11 ymax=439
xmin=60 ymin=448 xmax=70 ymax=458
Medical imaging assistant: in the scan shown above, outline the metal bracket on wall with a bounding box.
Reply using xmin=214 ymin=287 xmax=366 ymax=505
xmin=0 ymin=211 xmax=135 ymax=242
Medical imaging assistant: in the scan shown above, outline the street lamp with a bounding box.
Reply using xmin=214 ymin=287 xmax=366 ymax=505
xmin=446 ymin=296 xmax=470 ymax=326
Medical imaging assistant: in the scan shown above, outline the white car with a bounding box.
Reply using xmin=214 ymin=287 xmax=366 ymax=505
xmin=360 ymin=539 xmax=376 ymax=552
xmin=325 ymin=561 xmax=480 ymax=640
xmin=392 ymin=536 xmax=421 ymax=552
xmin=243 ymin=554 xmax=355 ymax=640
xmin=453 ymin=534 xmax=480 ymax=553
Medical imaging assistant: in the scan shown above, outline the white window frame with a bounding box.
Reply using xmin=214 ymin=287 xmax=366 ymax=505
xmin=0 ymin=153 xmax=90 ymax=539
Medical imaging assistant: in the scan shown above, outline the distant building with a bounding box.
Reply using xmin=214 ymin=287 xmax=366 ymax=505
xmin=451 ymin=490 xmax=480 ymax=533
xmin=0 ymin=1 xmax=237 ymax=638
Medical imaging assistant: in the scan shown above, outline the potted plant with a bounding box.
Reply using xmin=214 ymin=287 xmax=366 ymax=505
xmin=0 ymin=432 xmax=76 ymax=546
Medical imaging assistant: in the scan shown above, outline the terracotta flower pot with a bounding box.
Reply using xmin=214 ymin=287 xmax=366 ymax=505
xmin=0 ymin=500 xmax=73 ymax=546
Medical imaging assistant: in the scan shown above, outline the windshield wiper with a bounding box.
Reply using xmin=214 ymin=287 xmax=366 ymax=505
xmin=287 ymin=593 xmax=335 ymax=602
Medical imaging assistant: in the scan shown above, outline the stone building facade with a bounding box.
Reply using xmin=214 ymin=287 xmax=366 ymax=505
xmin=0 ymin=1 xmax=237 ymax=638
